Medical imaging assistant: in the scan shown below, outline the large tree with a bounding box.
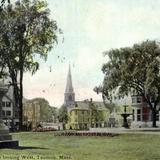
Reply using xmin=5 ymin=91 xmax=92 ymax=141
xmin=101 ymin=40 xmax=160 ymax=127
xmin=1 ymin=0 xmax=10 ymax=7
xmin=31 ymin=98 xmax=56 ymax=123
xmin=0 ymin=0 xmax=58 ymax=130
xmin=89 ymin=101 xmax=106 ymax=127
xmin=58 ymin=106 xmax=68 ymax=130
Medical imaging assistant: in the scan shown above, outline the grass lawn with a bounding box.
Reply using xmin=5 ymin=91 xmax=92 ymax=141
xmin=0 ymin=132 xmax=160 ymax=160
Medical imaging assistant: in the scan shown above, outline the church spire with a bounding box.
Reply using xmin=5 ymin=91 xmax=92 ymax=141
xmin=64 ymin=64 xmax=75 ymax=106
xmin=65 ymin=64 xmax=74 ymax=93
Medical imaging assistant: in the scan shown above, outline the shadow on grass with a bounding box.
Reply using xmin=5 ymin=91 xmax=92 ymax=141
xmin=11 ymin=146 xmax=49 ymax=150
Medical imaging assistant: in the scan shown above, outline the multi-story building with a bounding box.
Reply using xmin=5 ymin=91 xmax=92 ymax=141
xmin=66 ymin=101 xmax=108 ymax=130
xmin=23 ymin=98 xmax=57 ymax=130
xmin=112 ymin=92 xmax=160 ymax=128
xmin=131 ymin=95 xmax=160 ymax=127
xmin=1 ymin=79 xmax=19 ymax=129
xmin=23 ymin=98 xmax=41 ymax=129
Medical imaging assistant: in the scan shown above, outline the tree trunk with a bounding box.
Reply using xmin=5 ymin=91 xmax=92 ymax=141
xmin=11 ymin=71 xmax=20 ymax=130
xmin=144 ymin=96 xmax=157 ymax=128
xmin=18 ymin=38 xmax=24 ymax=131
xmin=19 ymin=69 xmax=23 ymax=131
xmin=152 ymin=109 xmax=157 ymax=128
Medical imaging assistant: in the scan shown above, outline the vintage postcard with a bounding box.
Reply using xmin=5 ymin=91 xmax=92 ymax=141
xmin=0 ymin=0 xmax=160 ymax=160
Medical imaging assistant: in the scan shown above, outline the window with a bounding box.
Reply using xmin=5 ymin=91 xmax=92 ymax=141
xmin=132 ymin=96 xmax=142 ymax=104
xmin=137 ymin=109 xmax=141 ymax=121
xmin=137 ymin=97 xmax=141 ymax=103
xmin=6 ymin=110 xmax=11 ymax=116
xmin=156 ymin=114 xmax=159 ymax=121
xmin=132 ymin=109 xmax=135 ymax=121
xmin=132 ymin=97 xmax=136 ymax=104
xmin=15 ymin=112 xmax=19 ymax=118
xmin=2 ymin=102 xmax=5 ymax=107
xmin=137 ymin=109 xmax=141 ymax=114
xmin=2 ymin=110 xmax=5 ymax=116
xmin=6 ymin=102 xmax=11 ymax=107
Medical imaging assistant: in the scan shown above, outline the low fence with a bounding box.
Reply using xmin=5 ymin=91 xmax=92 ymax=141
xmin=54 ymin=131 xmax=118 ymax=137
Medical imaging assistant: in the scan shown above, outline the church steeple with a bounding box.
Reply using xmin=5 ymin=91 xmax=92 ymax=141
xmin=65 ymin=64 xmax=74 ymax=93
xmin=64 ymin=64 xmax=75 ymax=106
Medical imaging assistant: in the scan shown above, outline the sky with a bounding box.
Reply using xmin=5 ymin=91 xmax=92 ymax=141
xmin=23 ymin=0 xmax=160 ymax=107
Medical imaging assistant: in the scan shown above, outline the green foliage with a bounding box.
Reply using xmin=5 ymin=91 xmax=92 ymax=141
xmin=108 ymin=103 xmax=119 ymax=113
xmin=89 ymin=102 xmax=106 ymax=125
xmin=101 ymin=40 xmax=160 ymax=127
xmin=0 ymin=0 xmax=58 ymax=74
xmin=58 ymin=106 xmax=68 ymax=124
xmin=0 ymin=0 xmax=58 ymax=129
xmin=50 ymin=106 xmax=58 ymax=122
xmin=102 ymin=40 xmax=160 ymax=100
xmin=25 ymin=98 xmax=58 ymax=123
xmin=37 ymin=98 xmax=57 ymax=122
xmin=40 ymin=105 xmax=56 ymax=122
xmin=1 ymin=0 xmax=10 ymax=7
